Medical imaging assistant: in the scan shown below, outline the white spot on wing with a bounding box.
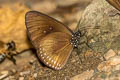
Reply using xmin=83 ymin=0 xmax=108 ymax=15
xmin=47 ymin=56 xmax=49 ymax=59
xmin=40 ymin=51 xmax=42 ymax=53
xmin=49 ymin=27 xmax=52 ymax=30
xmin=51 ymin=60 xmax=54 ymax=63
xmin=54 ymin=61 xmax=56 ymax=64
xmin=43 ymin=31 xmax=47 ymax=33
xmin=49 ymin=57 xmax=51 ymax=61
xmin=44 ymin=53 xmax=46 ymax=56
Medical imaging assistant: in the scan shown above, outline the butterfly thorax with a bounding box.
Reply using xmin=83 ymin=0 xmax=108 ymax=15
xmin=70 ymin=31 xmax=81 ymax=48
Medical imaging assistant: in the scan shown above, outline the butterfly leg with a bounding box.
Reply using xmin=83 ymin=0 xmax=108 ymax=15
xmin=78 ymin=36 xmax=93 ymax=50
xmin=108 ymin=10 xmax=120 ymax=17
xmin=79 ymin=30 xmax=93 ymax=49
xmin=78 ymin=29 xmax=87 ymax=37
xmin=85 ymin=39 xmax=93 ymax=50
xmin=109 ymin=12 xmax=120 ymax=16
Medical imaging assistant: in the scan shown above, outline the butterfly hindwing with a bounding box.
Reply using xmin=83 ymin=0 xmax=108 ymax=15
xmin=106 ymin=0 xmax=120 ymax=11
xmin=38 ymin=32 xmax=73 ymax=70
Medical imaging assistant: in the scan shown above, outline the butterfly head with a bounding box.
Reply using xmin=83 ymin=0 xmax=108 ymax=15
xmin=70 ymin=30 xmax=81 ymax=48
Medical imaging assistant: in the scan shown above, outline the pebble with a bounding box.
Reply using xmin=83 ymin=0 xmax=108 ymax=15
xmin=97 ymin=61 xmax=112 ymax=72
xmin=29 ymin=60 xmax=34 ymax=65
xmin=112 ymin=64 xmax=120 ymax=72
xmin=109 ymin=56 xmax=120 ymax=65
xmin=33 ymin=73 xmax=37 ymax=78
xmin=0 ymin=74 xmax=9 ymax=80
xmin=11 ymin=69 xmax=17 ymax=74
xmin=104 ymin=49 xmax=116 ymax=60
xmin=20 ymin=71 xmax=30 ymax=76
xmin=3 ymin=77 xmax=9 ymax=80
xmin=70 ymin=70 xmax=94 ymax=80
xmin=97 ymin=55 xmax=120 ymax=72
xmin=19 ymin=77 xmax=24 ymax=80
xmin=1 ymin=71 xmax=9 ymax=75
xmin=107 ymin=72 xmax=120 ymax=80
xmin=9 ymin=76 xmax=15 ymax=79
xmin=0 ymin=70 xmax=9 ymax=80
xmin=117 ymin=50 xmax=120 ymax=55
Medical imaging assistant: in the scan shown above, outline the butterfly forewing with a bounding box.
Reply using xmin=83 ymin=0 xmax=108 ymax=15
xmin=38 ymin=32 xmax=73 ymax=70
xmin=25 ymin=11 xmax=74 ymax=70
xmin=106 ymin=0 xmax=120 ymax=11
xmin=25 ymin=11 xmax=73 ymax=49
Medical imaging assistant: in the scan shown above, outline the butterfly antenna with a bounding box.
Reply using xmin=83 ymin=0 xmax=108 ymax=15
xmin=75 ymin=17 xmax=84 ymax=32
xmin=76 ymin=17 xmax=82 ymax=29
xmin=76 ymin=16 xmax=100 ymax=32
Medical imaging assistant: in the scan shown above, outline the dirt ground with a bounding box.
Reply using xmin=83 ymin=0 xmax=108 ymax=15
xmin=1 ymin=0 xmax=120 ymax=80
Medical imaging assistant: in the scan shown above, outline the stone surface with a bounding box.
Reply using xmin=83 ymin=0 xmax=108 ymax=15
xmin=78 ymin=0 xmax=120 ymax=53
xmin=0 ymin=71 xmax=9 ymax=75
xmin=97 ymin=61 xmax=112 ymax=72
xmin=19 ymin=77 xmax=24 ymax=80
xmin=109 ymin=56 xmax=120 ymax=66
xmin=112 ymin=64 xmax=120 ymax=72
xmin=71 ymin=70 xmax=94 ymax=80
xmin=104 ymin=49 xmax=116 ymax=60
xmin=20 ymin=71 xmax=30 ymax=76
xmin=0 ymin=73 xmax=9 ymax=80
xmin=97 ymin=56 xmax=120 ymax=73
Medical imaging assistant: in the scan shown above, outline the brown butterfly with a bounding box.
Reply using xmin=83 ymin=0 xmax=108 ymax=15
xmin=25 ymin=11 xmax=82 ymax=70
xmin=106 ymin=0 xmax=120 ymax=11
xmin=0 ymin=41 xmax=17 ymax=64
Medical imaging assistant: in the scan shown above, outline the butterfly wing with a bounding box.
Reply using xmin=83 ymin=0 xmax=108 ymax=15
xmin=106 ymin=0 xmax=120 ymax=11
xmin=25 ymin=11 xmax=74 ymax=70
xmin=25 ymin=11 xmax=73 ymax=49
xmin=38 ymin=32 xmax=73 ymax=70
